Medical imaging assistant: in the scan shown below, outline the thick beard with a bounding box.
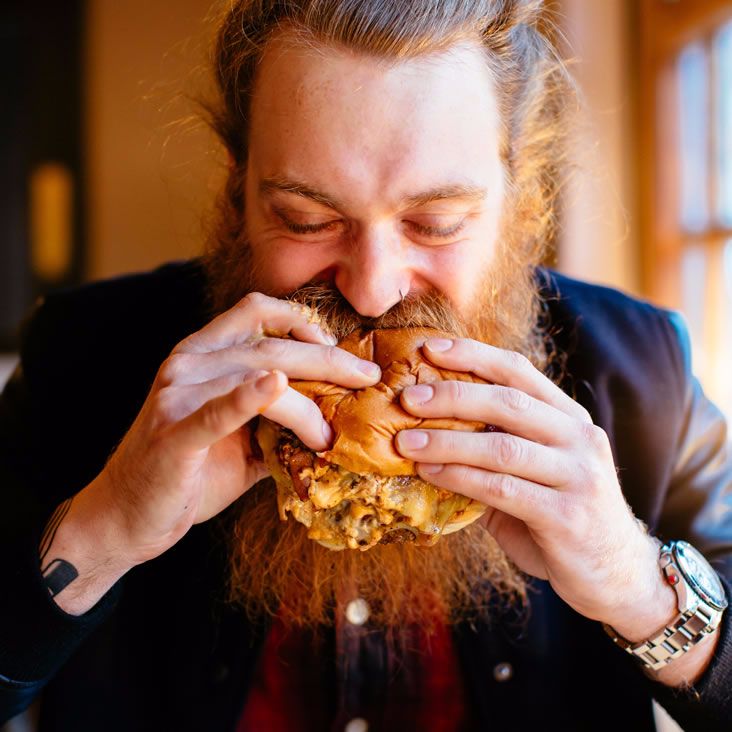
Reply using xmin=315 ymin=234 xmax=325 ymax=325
xmin=203 ymin=223 xmax=549 ymax=634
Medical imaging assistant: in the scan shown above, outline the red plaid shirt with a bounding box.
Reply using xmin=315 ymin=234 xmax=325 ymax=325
xmin=237 ymin=604 xmax=469 ymax=731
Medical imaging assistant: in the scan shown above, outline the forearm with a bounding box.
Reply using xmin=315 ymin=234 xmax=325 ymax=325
xmin=39 ymin=476 xmax=134 ymax=616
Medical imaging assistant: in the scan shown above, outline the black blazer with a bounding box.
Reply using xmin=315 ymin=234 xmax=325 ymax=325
xmin=1 ymin=260 xmax=731 ymax=731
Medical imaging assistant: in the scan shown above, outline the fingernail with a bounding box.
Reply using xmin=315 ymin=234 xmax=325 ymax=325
xmin=322 ymin=421 xmax=334 ymax=444
xmin=357 ymin=360 xmax=381 ymax=379
xmin=419 ymin=463 xmax=444 ymax=475
xmin=425 ymin=338 xmax=453 ymax=353
xmin=398 ymin=430 xmax=429 ymax=450
xmin=403 ymin=384 xmax=434 ymax=405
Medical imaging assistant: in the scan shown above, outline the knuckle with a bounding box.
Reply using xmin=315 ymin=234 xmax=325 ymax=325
xmin=250 ymin=336 xmax=289 ymax=361
xmin=557 ymin=496 xmax=589 ymax=538
xmin=576 ymin=456 xmax=604 ymax=489
xmin=239 ymin=291 xmax=269 ymax=310
xmin=171 ymin=337 xmax=191 ymax=355
xmin=576 ymin=404 xmax=593 ymax=424
xmin=505 ymin=350 xmax=531 ymax=375
xmin=493 ymin=434 xmax=521 ymax=468
xmin=555 ymin=496 xmax=576 ymax=531
xmin=501 ymin=386 xmax=531 ymax=413
xmin=149 ymin=387 xmax=178 ymax=425
xmin=442 ymin=428 xmax=462 ymax=455
xmin=157 ymin=354 xmax=188 ymax=387
xmin=484 ymin=472 xmax=515 ymax=502
xmin=446 ymin=379 xmax=469 ymax=403
xmin=323 ymin=344 xmax=345 ymax=369
xmin=581 ymin=422 xmax=609 ymax=452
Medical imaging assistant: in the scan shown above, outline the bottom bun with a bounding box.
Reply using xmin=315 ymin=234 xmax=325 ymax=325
xmin=257 ymin=419 xmax=487 ymax=551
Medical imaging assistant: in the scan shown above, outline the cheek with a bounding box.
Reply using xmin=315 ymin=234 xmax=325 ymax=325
xmin=415 ymin=240 xmax=494 ymax=311
xmin=250 ymin=240 xmax=336 ymax=295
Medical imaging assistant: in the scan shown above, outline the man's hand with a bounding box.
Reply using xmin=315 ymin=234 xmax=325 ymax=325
xmin=41 ymin=293 xmax=380 ymax=614
xmin=394 ymin=336 xmax=716 ymax=685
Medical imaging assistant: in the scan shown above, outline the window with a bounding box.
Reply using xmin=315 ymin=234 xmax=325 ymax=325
xmin=640 ymin=0 xmax=732 ymax=423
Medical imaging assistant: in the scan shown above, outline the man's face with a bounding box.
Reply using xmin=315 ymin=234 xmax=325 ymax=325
xmin=243 ymin=35 xmax=506 ymax=318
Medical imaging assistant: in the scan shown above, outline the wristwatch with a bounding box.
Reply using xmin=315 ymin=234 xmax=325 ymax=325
xmin=603 ymin=540 xmax=728 ymax=671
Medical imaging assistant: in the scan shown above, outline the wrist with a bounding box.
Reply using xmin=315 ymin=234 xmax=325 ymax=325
xmin=41 ymin=477 xmax=136 ymax=615
xmin=604 ymin=536 xmax=678 ymax=642
xmin=601 ymin=537 xmax=727 ymax=686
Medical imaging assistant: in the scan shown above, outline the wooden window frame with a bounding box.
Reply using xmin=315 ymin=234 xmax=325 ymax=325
xmin=639 ymin=0 xmax=732 ymax=308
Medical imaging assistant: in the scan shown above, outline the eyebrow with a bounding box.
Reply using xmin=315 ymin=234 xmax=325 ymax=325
xmin=259 ymin=175 xmax=488 ymax=210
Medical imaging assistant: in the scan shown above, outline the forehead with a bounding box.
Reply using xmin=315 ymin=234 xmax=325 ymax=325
xmin=248 ymin=33 xmax=504 ymax=211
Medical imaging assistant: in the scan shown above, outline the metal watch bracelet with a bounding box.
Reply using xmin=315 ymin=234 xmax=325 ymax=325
xmin=603 ymin=599 xmax=722 ymax=671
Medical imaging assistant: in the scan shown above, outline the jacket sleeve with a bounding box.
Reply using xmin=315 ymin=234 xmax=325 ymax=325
xmin=0 ymin=302 xmax=123 ymax=724
xmin=642 ymin=311 xmax=732 ymax=730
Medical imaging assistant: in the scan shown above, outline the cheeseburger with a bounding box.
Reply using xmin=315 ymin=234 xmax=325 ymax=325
xmin=257 ymin=327 xmax=492 ymax=551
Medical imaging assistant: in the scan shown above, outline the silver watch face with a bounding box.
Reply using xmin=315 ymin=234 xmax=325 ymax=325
xmin=675 ymin=541 xmax=729 ymax=610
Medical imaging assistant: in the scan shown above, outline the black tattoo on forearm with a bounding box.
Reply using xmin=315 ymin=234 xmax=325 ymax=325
xmin=39 ymin=498 xmax=79 ymax=596
xmin=39 ymin=497 xmax=73 ymax=564
xmin=42 ymin=558 xmax=79 ymax=596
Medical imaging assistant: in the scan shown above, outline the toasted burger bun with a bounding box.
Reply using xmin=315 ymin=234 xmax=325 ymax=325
xmin=257 ymin=327 xmax=490 ymax=551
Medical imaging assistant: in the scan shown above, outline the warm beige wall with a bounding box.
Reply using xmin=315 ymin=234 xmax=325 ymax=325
xmin=85 ymin=0 xmax=222 ymax=281
xmin=556 ymin=0 xmax=640 ymax=295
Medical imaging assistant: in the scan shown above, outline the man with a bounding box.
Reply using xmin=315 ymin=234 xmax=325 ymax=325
xmin=1 ymin=1 xmax=730 ymax=730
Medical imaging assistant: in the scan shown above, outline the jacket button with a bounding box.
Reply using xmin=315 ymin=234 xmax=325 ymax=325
xmin=345 ymin=598 xmax=370 ymax=625
xmin=344 ymin=718 xmax=368 ymax=732
xmin=493 ymin=661 xmax=513 ymax=682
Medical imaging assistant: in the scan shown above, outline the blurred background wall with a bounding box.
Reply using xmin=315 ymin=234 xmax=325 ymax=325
xmin=85 ymin=0 xmax=222 ymax=281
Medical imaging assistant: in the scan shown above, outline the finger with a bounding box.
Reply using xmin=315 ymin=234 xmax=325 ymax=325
xmin=176 ymin=292 xmax=335 ymax=354
xmin=400 ymin=380 xmax=577 ymax=446
xmin=416 ymin=462 xmax=556 ymax=528
xmin=170 ymin=370 xmax=288 ymax=452
xmin=153 ymin=372 xmax=268 ymax=424
xmin=161 ymin=339 xmax=380 ymax=388
xmin=160 ymin=373 xmax=335 ymax=451
xmin=396 ymin=429 xmax=568 ymax=487
xmin=261 ymin=386 xmax=334 ymax=451
xmin=421 ymin=338 xmax=591 ymax=423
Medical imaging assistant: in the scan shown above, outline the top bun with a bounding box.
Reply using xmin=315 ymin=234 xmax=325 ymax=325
xmin=291 ymin=327 xmax=488 ymax=475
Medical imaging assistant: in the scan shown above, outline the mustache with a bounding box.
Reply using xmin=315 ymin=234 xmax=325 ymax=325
xmin=285 ymin=281 xmax=469 ymax=342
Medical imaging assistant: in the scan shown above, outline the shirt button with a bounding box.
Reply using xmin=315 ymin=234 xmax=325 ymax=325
xmin=493 ymin=661 xmax=513 ymax=682
xmin=344 ymin=718 xmax=368 ymax=732
xmin=345 ymin=598 xmax=370 ymax=626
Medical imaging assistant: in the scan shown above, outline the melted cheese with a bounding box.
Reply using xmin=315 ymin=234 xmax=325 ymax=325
xmin=284 ymin=460 xmax=473 ymax=550
xmin=257 ymin=419 xmax=485 ymax=552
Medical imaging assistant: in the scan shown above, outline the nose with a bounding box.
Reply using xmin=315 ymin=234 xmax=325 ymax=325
xmin=334 ymin=226 xmax=412 ymax=317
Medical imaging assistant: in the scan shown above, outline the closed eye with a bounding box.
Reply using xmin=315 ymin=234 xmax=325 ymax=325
xmin=408 ymin=220 xmax=467 ymax=238
xmin=283 ymin=219 xmax=341 ymax=234
xmin=274 ymin=209 xmax=341 ymax=235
